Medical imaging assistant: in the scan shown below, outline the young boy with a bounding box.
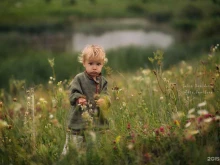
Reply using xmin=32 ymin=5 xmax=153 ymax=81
xmin=61 ymin=44 xmax=111 ymax=155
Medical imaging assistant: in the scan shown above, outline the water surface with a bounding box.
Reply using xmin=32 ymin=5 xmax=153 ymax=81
xmin=72 ymin=29 xmax=173 ymax=51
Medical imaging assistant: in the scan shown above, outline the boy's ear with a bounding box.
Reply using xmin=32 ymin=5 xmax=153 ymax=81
xmin=82 ymin=62 xmax=86 ymax=67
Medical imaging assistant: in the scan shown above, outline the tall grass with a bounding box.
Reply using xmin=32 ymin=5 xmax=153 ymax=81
xmin=0 ymin=45 xmax=219 ymax=164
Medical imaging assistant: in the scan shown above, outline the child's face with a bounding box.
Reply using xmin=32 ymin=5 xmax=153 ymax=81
xmin=83 ymin=58 xmax=104 ymax=78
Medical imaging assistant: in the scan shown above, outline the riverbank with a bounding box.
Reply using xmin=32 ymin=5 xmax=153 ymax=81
xmin=0 ymin=0 xmax=219 ymax=41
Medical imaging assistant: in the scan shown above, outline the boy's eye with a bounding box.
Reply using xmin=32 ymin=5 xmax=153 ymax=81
xmin=88 ymin=62 xmax=93 ymax=65
xmin=97 ymin=63 xmax=101 ymax=66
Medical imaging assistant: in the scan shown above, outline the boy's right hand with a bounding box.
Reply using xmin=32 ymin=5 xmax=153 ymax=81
xmin=77 ymin=98 xmax=87 ymax=105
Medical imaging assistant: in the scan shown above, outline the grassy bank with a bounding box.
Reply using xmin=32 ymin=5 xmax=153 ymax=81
xmin=0 ymin=37 xmax=219 ymax=90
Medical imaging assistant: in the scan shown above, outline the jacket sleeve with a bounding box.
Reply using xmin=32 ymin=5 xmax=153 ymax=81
xmin=69 ymin=77 xmax=85 ymax=106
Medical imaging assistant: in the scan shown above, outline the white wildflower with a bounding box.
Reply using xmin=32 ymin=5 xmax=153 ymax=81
xmin=145 ymin=77 xmax=151 ymax=85
xmin=189 ymin=130 xmax=199 ymax=135
xmin=49 ymin=114 xmax=54 ymax=119
xmin=133 ymin=76 xmax=143 ymax=82
xmin=89 ymin=131 xmax=96 ymax=142
xmin=188 ymin=108 xmax=195 ymax=114
xmin=187 ymin=114 xmax=196 ymax=119
xmin=57 ymin=81 xmax=62 ymax=86
xmin=142 ymin=69 xmax=151 ymax=76
xmin=172 ymin=111 xmax=184 ymax=120
xmin=197 ymin=109 xmax=208 ymax=115
xmin=204 ymin=118 xmax=212 ymax=123
xmin=166 ymin=71 xmax=172 ymax=76
xmin=58 ymin=88 xmax=63 ymax=92
xmin=0 ymin=119 xmax=8 ymax=129
xmin=127 ymin=143 xmax=134 ymax=150
xmin=185 ymin=122 xmax=191 ymax=128
xmin=214 ymin=116 xmax=220 ymax=121
xmin=187 ymin=66 xmax=192 ymax=71
xmin=39 ymin=98 xmax=44 ymax=102
xmin=180 ymin=68 xmax=184 ymax=75
xmin=197 ymin=101 xmax=207 ymax=107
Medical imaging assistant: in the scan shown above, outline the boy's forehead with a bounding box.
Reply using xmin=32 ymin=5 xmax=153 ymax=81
xmin=86 ymin=59 xmax=104 ymax=64
xmin=86 ymin=56 xmax=104 ymax=62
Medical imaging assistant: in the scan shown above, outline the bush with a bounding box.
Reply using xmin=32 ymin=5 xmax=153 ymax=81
xmin=194 ymin=19 xmax=220 ymax=39
xmin=179 ymin=4 xmax=204 ymax=20
xmin=172 ymin=19 xmax=197 ymax=33
xmin=126 ymin=3 xmax=146 ymax=15
xmin=147 ymin=11 xmax=173 ymax=23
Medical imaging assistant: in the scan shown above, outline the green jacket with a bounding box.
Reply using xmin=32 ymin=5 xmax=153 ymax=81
xmin=68 ymin=71 xmax=110 ymax=131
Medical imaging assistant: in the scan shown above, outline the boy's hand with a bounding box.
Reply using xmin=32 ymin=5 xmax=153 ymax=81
xmin=77 ymin=98 xmax=87 ymax=105
xmin=96 ymin=98 xmax=105 ymax=107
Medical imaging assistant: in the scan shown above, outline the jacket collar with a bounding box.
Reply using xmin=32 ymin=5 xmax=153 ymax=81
xmin=84 ymin=71 xmax=101 ymax=84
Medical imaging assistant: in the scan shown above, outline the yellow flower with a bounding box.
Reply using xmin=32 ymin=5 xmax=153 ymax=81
xmin=115 ymin=136 xmax=121 ymax=144
xmin=174 ymin=120 xmax=180 ymax=127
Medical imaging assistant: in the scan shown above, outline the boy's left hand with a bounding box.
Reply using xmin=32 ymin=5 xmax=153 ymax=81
xmin=96 ymin=98 xmax=105 ymax=107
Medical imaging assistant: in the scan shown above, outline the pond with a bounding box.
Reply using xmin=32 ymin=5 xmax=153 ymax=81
xmin=2 ymin=19 xmax=174 ymax=53
xmin=72 ymin=29 xmax=174 ymax=52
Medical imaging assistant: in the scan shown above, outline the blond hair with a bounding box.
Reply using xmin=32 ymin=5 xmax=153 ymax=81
xmin=78 ymin=44 xmax=108 ymax=64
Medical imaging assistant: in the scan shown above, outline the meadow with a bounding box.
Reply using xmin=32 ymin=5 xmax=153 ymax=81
xmin=0 ymin=0 xmax=219 ymax=89
xmin=0 ymin=0 xmax=220 ymax=164
xmin=0 ymin=45 xmax=219 ymax=165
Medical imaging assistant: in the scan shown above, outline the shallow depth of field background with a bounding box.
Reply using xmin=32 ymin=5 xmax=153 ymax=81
xmin=0 ymin=0 xmax=220 ymax=165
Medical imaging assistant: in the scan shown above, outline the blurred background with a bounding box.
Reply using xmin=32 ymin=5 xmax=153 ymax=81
xmin=0 ymin=0 xmax=219 ymax=89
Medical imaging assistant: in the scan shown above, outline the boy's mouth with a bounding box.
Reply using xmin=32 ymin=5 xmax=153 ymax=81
xmin=91 ymin=71 xmax=98 ymax=74
xmin=89 ymin=72 xmax=99 ymax=76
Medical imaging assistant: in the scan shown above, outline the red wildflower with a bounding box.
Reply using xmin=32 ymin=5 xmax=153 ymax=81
xmin=159 ymin=126 xmax=165 ymax=133
xmin=127 ymin=123 xmax=131 ymax=129
xmin=155 ymin=129 xmax=160 ymax=136
xmin=197 ymin=116 xmax=203 ymax=123
xmin=144 ymin=152 xmax=152 ymax=162
xmin=204 ymin=114 xmax=213 ymax=118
